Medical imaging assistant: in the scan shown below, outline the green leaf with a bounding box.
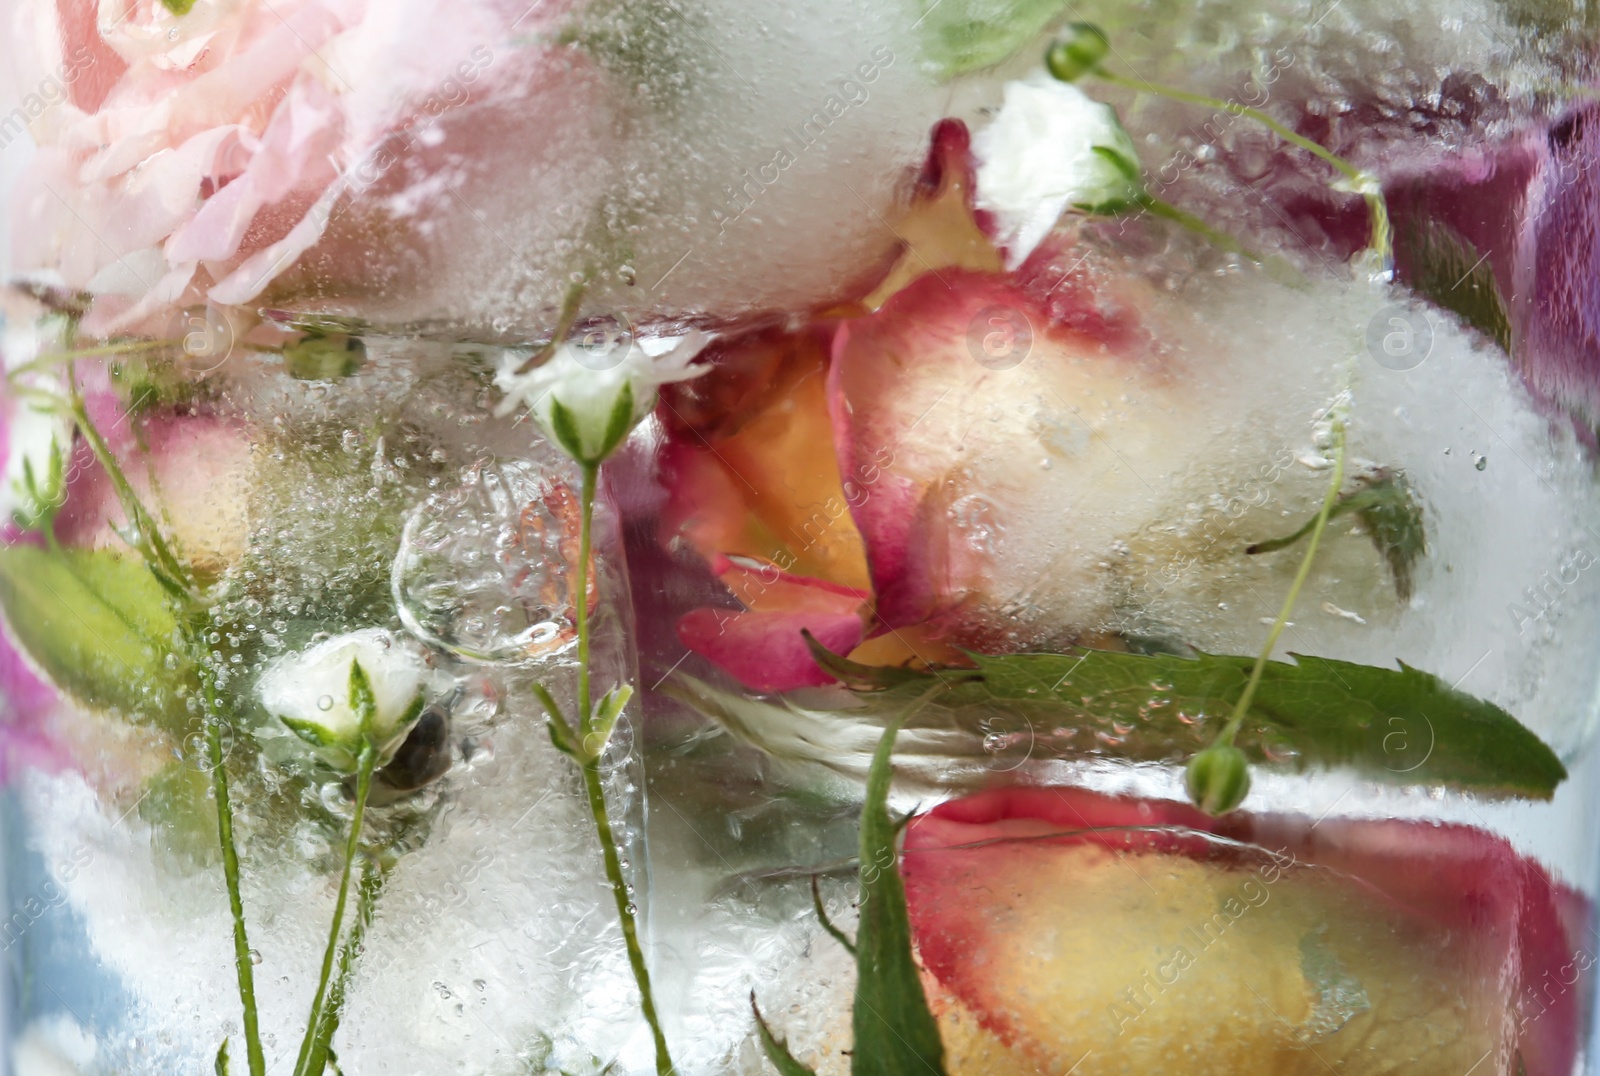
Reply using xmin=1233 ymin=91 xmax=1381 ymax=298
xmin=215 ymin=1038 xmax=231 ymax=1076
xmin=811 ymin=874 xmax=857 ymax=956
xmin=587 ymin=683 xmax=634 ymax=760
xmin=531 ymin=682 xmax=583 ymax=760
xmin=750 ymin=993 xmax=819 ymax=1076
xmin=595 ymin=380 xmax=635 ymax=464
xmin=348 ymin=659 xmax=377 ymax=739
xmin=546 ymin=396 xmax=588 ymax=464
xmin=140 ymin=763 xmax=222 ymax=870
xmin=161 ymin=0 xmax=196 ymax=14
xmin=917 ymin=0 xmax=1072 ymax=78
xmin=808 ymin=647 xmax=1565 ymax=800
xmin=1248 ymin=470 xmax=1427 ymax=601
xmin=851 ymin=714 xmax=946 ymax=1076
xmin=0 ymin=543 xmax=191 ymax=734
xmin=1399 ymin=219 xmax=1512 ymax=355
xmin=279 ymin=717 xmax=358 ymax=771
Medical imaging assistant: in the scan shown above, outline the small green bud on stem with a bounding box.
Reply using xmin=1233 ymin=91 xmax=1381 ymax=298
xmin=1186 ymin=744 xmax=1252 ymax=816
xmin=1046 ymin=23 xmax=1110 ymax=83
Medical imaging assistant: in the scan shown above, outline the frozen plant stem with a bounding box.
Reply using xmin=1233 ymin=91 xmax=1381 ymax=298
xmin=64 ymin=378 xmax=264 ymax=1071
xmin=1093 ymin=69 xmax=1393 ymax=265
xmin=293 ymin=744 xmax=377 ymax=1076
xmin=1219 ymin=420 xmax=1347 ymax=747
xmin=206 ymin=677 xmax=266 ymax=1076
xmin=569 ymin=462 xmax=675 ymax=1076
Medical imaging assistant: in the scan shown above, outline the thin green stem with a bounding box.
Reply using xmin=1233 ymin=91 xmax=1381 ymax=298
xmin=64 ymin=369 xmax=193 ymax=595
xmin=206 ymin=675 xmax=265 ymax=1076
xmin=1140 ymin=196 xmax=1261 ymax=262
xmin=303 ymin=859 xmax=387 ymax=1076
xmin=293 ymin=745 xmax=377 ymax=1076
xmin=566 ymin=462 xmax=672 ymax=1074
xmin=514 ymin=281 xmax=588 ymax=376
xmin=1220 ymin=422 xmax=1346 ymax=744
xmin=575 ymin=462 xmax=598 ymax=737
xmin=8 ymin=339 xmax=177 ymax=380
xmin=580 ymin=758 xmax=673 ymax=1076
xmin=1095 ymin=69 xmax=1392 ymax=264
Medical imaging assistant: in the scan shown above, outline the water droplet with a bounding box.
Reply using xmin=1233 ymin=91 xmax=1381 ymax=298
xmin=624 ymin=902 xmax=638 ymax=916
xmin=167 ymin=27 xmax=179 ymax=39
xmin=473 ymin=979 xmax=487 ymax=993
xmin=317 ymin=694 xmax=335 ymax=711
xmin=248 ymin=949 xmax=262 ymax=965
xmin=1473 ymin=453 xmax=1487 ymax=471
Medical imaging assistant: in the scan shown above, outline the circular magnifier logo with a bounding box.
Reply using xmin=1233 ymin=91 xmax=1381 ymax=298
xmin=1365 ymin=304 xmax=1433 ymax=372
xmin=167 ymin=305 xmax=235 ymax=374
xmin=569 ymin=314 xmax=636 ymax=372
xmin=966 ymin=305 xmax=1032 ymax=371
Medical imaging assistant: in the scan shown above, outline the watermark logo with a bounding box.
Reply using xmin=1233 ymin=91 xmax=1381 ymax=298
xmin=165 ymin=305 xmax=235 ymax=374
xmin=966 ymin=305 xmax=1032 ymax=370
xmin=568 ymin=314 xmax=636 ymax=372
xmin=1365 ymin=304 xmax=1433 ymax=371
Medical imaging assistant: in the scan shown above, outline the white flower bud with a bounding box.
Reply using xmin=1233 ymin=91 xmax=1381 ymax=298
xmin=973 ymin=74 xmax=1145 ymax=269
xmin=257 ymin=629 xmax=430 ymax=770
xmin=494 ymin=330 xmax=710 ymax=465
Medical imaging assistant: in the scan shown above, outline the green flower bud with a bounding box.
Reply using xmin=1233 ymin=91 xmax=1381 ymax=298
xmin=1185 ymin=744 xmax=1252 ymax=816
xmin=284 ymin=333 xmax=366 ymax=381
xmin=1046 ymin=23 xmax=1110 ymax=83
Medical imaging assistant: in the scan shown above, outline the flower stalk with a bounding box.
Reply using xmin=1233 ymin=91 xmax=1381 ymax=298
xmin=1188 ymin=415 xmax=1347 ymax=813
xmin=292 ymin=736 xmax=378 ymax=1076
xmin=535 ymin=462 xmax=675 ymax=1076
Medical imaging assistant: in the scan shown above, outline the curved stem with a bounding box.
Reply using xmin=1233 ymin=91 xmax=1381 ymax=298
xmin=1096 ymin=69 xmax=1392 ymax=264
xmin=1220 ymin=421 xmax=1346 ymax=744
xmin=64 ymin=368 xmax=193 ymax=596
xmin=292 ymin=745 xmax=377 ymax=1076
xmin=1140 ymin=196 xmax=1261 ymax=262
xmin=581 ymin=759 xmax=674 ymax=1075
xmin=206 ymin=679 xmax=265 ymax=1076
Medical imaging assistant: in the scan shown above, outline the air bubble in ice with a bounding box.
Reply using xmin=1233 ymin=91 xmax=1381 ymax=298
xmin=393 ymin=460 xmax=583 ymax=665
xmin=317 ymin=694 xmax=334 ymax=711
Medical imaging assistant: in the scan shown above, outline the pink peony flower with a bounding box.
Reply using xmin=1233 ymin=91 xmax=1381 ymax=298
xmin=4 ymin=0 xmax=589 ymax=332
xmin=902 ymin=786 xmax=1587 ymax=1076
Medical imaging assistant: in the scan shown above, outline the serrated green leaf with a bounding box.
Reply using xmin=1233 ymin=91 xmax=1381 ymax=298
xmin=750 ymin=993 xmax=819 ymax=1076
xmin=852 ymin=715 xmax=946 ymax=1076
xmin=1400 ymin=219 xmax=1512 ymax=355
xmin=0 ymin=543 xmax=192 ymax=734
xmin=917 ymin=0 xmax=1072 ymax=78
xmin=810 ymin=647 xmax=1564 ymax=799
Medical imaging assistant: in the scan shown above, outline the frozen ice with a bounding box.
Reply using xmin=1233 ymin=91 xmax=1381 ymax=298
xmin=394 ymin=459 xmax=586 ymax=665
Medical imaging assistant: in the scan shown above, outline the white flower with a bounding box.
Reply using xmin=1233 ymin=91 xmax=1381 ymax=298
xmin=494 ymin=330 xmax=711 ymax=465
xmin=973 ymin=74 xmax=1144 ymax=269
xmin=257 ymin=629 xmax=430 ymax=770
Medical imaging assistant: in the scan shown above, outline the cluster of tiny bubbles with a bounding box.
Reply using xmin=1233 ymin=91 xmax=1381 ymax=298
xmin=393 ymin=459 xmax=582 ymax=666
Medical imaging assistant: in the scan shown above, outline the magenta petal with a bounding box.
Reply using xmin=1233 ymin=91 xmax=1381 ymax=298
xmin=677 ymin=606 xmax=864 ymax=693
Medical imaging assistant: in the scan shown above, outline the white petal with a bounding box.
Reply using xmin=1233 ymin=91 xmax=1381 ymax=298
xmin=973 ymin=74 xmax=1142 ymax=269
